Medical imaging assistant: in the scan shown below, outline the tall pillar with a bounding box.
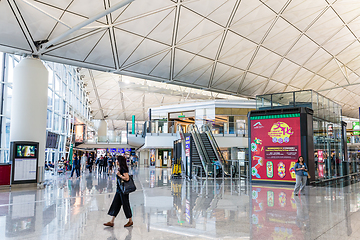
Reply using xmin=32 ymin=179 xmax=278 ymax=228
xmin=10 ymin=57 xmax=48 ymax=184
xmin=98 ymin=120 xmax=107 ymax=142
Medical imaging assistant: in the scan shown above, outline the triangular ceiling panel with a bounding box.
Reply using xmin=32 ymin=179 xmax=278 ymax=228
xmin=66 ymin=0 xmax=108 ymax=24
xmin=174 ymin=55 xmax=213 ymax=83
xmin=116 ymin=8 xmax=174 ymax=39
xmin=272 ymin=59 xmax=301 ymax=84
xmin=218 ymin=32 xmax=258 ymax=69
xmin=112 ymin=0 xmax=174 ymax=24
xmin=262 ymin=0 xmax=289 ymax=13
xmin=122 ymin=38 xmax=168 ymax=67
xmin=262 ymin=18 xmax=301 ymax=55
xmin=16 ymin=1 xmax=65 ymax=42
xmin=306 ymin=9 xmax=345 ymax=45
xmin=0 ymin=1 xmax=32 ymax=51
xmin=231 ymin=0 xmax=277 ymax=43
xmin=84 ymin=30 xmax=116 ymax=68
xmin=46 ymin=30 xmax=108 ymax=62
xmin=178 ymin=31 xmax=223 ymax=60
xmin=282 ymin=0 xmax=328 ymax=31
xmin=147 ymin=9 xmax=176 ymax=45
xmin=125 ymin=50 xmax=170 ymax=76
xmin=183 ymin=0 xmax=233 ymax=26
xmin=149 ymin=51 xmax=171 ymax=79
xmin=286 ymin=35 xmax=319 ymax=66
xmin=249 ymin=47 xmax=283 ymax=77
xmin=212 ymin=63 xmax=243 ymax=88
xmin=198 ymin=0 xmax=238 ymax=27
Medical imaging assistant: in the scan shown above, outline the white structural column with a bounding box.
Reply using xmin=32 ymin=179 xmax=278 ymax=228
xmin=98 ymin=120 xmax=108 ymax=141
xmin=10 ymin=57 xmax=48 ymax=183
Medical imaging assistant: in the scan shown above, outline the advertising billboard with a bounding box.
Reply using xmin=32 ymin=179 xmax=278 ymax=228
xmin=250 ymin=114 xmax=301 ymax=183
xmin=353 ymin=122 xmax=360 ymax=135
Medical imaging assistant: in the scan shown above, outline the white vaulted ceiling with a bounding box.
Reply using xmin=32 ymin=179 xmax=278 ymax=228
xmin=2 ymin=0 xmax=360 ymax=118
xmin=82 ymin=69 xmax=244 ymax=130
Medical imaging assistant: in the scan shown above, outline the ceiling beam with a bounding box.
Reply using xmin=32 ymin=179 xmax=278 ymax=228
xmin=89 ymin=70 xmax=105 ymax=119
xmin=39 ymin=0 xmax=134 ymax=53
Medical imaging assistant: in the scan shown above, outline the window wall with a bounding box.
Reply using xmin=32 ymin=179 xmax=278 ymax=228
xmin=0 ymin=53 xmax=91 ymax=164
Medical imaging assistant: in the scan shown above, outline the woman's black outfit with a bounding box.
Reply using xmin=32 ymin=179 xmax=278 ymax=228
xmin=108 ymin=167 xmax=132 ymax=219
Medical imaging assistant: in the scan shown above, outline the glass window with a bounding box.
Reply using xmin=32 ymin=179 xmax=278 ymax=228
xmin=5 ymin=86 xmax=12 ymax=117
xmin=48 ymin=88 xmax=53 ymax=108
xmin=54 ymin=94 xmax=60 ymax=112
xmin=47 ymin=110 xmax=52 ymax=129
xmin=55 ymin=75 xmax=61 ymax=93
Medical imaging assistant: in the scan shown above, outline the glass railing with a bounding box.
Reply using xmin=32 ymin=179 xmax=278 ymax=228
xmin=143 ymin=120 xmax=248 ymax=137
xmin=192 ymin=159 xmax=249 ymax=179
xmin=93 ymin=135 xmax=125 ymax=144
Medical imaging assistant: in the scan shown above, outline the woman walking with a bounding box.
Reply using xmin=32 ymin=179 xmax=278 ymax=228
xmin=104 ymin=155 xmax=133 ymax=227
xmin=294 ymin=156 xmax=308 ymax=196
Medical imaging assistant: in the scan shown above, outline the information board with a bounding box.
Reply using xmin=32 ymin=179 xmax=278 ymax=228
xmin=250 ymin=114 xmax=301 ymax=183
xmin=14 ymin=158 xmax=37 ymax=181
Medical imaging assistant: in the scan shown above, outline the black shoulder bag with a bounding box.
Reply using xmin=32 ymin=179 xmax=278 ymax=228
xmin=118 ymin=175 xmax=136 ymax=194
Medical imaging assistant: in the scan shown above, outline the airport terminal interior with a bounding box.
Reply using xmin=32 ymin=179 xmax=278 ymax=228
xmin=3 ymin=0 xmax=360 ymax=239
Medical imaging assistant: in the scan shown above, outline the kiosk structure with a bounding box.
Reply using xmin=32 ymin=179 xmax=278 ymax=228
xmin=249 ymin=107 xmax=314 ymax=184
xmin=10 ymin=141 xmax=39 ymax=185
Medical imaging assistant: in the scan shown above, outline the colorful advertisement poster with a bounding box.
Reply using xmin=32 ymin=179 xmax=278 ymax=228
xmin=185 ymin=136 xmax=190 ymax=157
xmin=353 ymin=122 xmax=360 ymax=135
xmin=251 ymin=114 xmax=301 ymax=183
xmin=252 ymin=186 xmax=304 ymax=240
xmin=150 ymin=149 xmax=156 ymax=167
xmin=96 ymin=149 xmax=106 ymax=159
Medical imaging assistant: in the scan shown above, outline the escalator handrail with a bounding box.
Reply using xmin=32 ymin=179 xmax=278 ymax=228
xmin=188 ymin=124 xmax=211 ymax=174
xmin=192 ymin=124 xmax=212 ymax=166
xmin=202 ymin=124 xmax=227 ymax=172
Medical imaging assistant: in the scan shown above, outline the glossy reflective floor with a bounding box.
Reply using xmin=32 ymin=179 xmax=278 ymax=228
xmin=1 ymin=168 xmax=360 ymax=239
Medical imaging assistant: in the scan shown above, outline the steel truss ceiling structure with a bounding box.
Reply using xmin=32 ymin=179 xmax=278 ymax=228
xmin=82 ymin=69 xmax=245 ymax=130
xmin=2 ymin=0 xmax=360 ymax=118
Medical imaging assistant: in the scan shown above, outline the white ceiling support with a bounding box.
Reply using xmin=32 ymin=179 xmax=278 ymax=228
xmin=19 ymin=0 xmax=72 ymax=29
xmin=8 ymin=0 xmax=38 ymax=54
xmin=39 ymin=0 xmax=135 ymax=52
xmin=318 ymin=83 xmax=360 ymax=92
xmin=334 ymin=58 xmax=350 ymax=85
xmin=89 ymin=69 xmax=105 ymax=119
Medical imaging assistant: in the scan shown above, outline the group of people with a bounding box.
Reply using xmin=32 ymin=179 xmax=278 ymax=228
xmin=95 ymin=153 xmax=115 ymax=175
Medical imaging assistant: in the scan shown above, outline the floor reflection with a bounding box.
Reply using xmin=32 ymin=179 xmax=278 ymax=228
xmin=1 ymin=168 xmax=360 ymax=239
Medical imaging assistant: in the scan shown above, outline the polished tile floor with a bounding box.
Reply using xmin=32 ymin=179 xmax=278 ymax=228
xmin=1 ymin=167 xmax=360 ymax=239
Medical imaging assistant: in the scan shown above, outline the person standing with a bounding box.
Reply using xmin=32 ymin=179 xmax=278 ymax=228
xmin=104 ymin=155 xmax=133 ymax=228
xmin=99 ymin=155 xmax=104 ymax=174
xmin=87 ymin=156 xmax=93 ymax=173
xmin=108 ymin=154 xmax=114 ymax=175
xmin=294 ymin=156 xmax=308 ymax=196
xmin=81 ymin=153 xmax=87 ymax=174
xmin=70 ymin=153 xmax=80 ymax=179
xmin=103 ymin=153 xmax=109 ymax=173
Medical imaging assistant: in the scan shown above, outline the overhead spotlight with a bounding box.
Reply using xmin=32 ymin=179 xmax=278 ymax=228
xmin=76 ymin=67 xmax=82 ymax=73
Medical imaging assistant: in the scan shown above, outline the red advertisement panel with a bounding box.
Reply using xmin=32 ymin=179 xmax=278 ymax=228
xmin=251 ymin=115 xmax=301 ymax=183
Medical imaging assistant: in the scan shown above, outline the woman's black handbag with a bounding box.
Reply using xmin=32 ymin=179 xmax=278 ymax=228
xmin=119 ymin=175 xmax=136 ymax=194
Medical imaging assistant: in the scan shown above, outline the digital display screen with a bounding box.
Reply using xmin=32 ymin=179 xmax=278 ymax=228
xmin=16 ymin=145 xmax=36 ymax=158
xmin=250 ymin=114 xmax=301 ymax=183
